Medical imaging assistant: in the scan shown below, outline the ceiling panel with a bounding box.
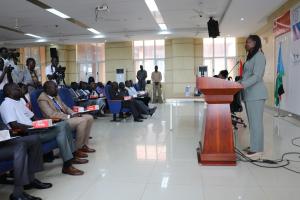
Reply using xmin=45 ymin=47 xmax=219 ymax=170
xmin=0 ymin=0 xmax=289 ymax=44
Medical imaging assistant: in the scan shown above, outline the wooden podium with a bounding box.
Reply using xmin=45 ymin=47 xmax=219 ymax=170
xmin=196 ymin=77 xmax=243 ymax=166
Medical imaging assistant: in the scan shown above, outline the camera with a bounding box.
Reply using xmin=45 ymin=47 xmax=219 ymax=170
xmin=54 ymin=66 xmax=66 ymax=85
xmin=4 ymin=65 xmax=14 ymax=72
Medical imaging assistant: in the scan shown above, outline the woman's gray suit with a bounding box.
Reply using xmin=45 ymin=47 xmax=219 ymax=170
xmin=241 ymin=51 xmax=268 ymax=152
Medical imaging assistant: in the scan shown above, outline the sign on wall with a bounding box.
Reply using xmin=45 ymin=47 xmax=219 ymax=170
xmin=291 ymin=4 xmax=300 ymax=41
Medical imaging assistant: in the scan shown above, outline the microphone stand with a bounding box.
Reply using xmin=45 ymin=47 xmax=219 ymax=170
xmin=228 ymin=61 xmax=240 ymax=75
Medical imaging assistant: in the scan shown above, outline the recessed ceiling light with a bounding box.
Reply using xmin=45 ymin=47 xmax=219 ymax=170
xmin=159 ymin=24 xmax=168 ymax=31
xmin=93 ymin=34 xmax=105 ymax=38
xmin=36 ymin=38 xmax=47 ymax=43
xmin=25 ymin=33 xmax=42 ymax=39
xmin=240 ymin=17 xmax=245 ymax=21
xmin=46 ymin=8 xmax=70 ymax=19
xmin=87 ymin=28 xmax=101 ymax=34
xmin=145 ymin=0 xmax=159 ymax=12
xmin=159 ymin=31 xmax=171 ymax=35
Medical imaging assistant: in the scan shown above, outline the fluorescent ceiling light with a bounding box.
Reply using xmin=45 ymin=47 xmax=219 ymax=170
xmin=159 ymin=24 xmax=167 ymax=31
xmin=46 ymin=8 xmax=70 ymax=19
xmin=36 ymin=38 xmax=47 ymax=43
xmin=87 ymin=28 xmax=101 ymax=34
xmin=25 ymin=33 xmax=42 ymax=39
xmin=158 ymin=31 xmax=171 ymax=35
xmin=145 ymin=0 xmax=159 ymax=12
xmin=93 ymin=34 xmax=105 ymax=38
xmin=145 ymin=0 xmax=168 ymax=31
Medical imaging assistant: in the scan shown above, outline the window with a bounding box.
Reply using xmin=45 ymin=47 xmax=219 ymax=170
xmin=76 ymin=43 xmax=105 ymax=83
xmin=20 ymin=47 xmax=46 ymax=81
xmin=133 ymin=40 xmax=165 ymax=82
xmin=203 ymin=37 xmax=237 ymax=77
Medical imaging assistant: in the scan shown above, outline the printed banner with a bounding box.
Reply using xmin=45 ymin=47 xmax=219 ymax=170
xmin=273 ymin=10 xmax=291 ymax=37
xmin=291 ymin=3 xmax=300 ymax=65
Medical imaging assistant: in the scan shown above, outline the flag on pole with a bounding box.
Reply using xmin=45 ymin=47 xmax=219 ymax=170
xmin=239 ymin=59 xmax=243 ymax=76
xmin=274 ymin=43 xmax=285 ymax=106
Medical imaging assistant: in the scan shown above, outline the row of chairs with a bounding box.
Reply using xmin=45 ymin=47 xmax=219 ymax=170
xmin=1 ymin=83 xmax=140 ymax=173
xmin=0 ymin=88 xmax=77 ymax=175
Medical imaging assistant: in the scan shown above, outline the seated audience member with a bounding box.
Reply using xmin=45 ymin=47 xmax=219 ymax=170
xmin=0 ymin=56 xmax=13 ymax=90
xmin=17 ymin=83 xmax=31 ymax=109
xmin=110 ymin=82 xmax=156 ymax=122
xmin=38 ymin=81 xmax=95 ymax=154
xmin=69 ymin=82 xmax=89 ymax=107
xmin=0 ymin=83 xmax=86 ymax=176
xmin=125 ymin=80 xmax=151 ymax=106
xmin=0 ymin=121 xmax=51 ymax=200
xmin=96 ymin=82 xmax=105 ymax=97
xmin=21 ymin=58 xmax=42 ymax=93
xmin=119 ymin=82 xmax=156 ymax=115
xmin=90 ymin=82 xmax=105 ymax=115
xmin=88 ymin=76 xmax=95 ymax=85
xmin=109 ymin=82 xmax=143 ymax=122
xmin=106 ymin=81 xmax=112 ymax=86
xmin=218 ymin=70 xmax=229 ymax=79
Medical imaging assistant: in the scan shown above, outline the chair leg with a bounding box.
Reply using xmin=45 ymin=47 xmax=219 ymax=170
xmin=111 ymin=114 xmax=121 ymax=122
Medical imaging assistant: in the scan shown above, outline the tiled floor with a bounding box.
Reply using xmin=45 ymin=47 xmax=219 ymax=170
xmin=1 ymin=102 xmax=300 ymax=200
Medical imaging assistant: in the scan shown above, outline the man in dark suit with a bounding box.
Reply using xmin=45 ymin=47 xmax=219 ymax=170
xmin=109 ymin=82 xmax=143 ymax=122
xmin=119 ymin=82 xmax=156 ymax=116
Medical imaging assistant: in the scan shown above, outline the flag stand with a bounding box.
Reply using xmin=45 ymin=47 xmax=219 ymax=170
xmin=274 ymin=102 xmax=286 ymax=118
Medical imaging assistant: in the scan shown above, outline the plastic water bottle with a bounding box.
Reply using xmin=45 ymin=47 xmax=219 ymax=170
xmin=185 ymin=85 xmax=191 ymax=97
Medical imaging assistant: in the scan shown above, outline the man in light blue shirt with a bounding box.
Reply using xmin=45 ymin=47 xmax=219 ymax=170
xmin=125 ymin=80 xmax=150 ymax=106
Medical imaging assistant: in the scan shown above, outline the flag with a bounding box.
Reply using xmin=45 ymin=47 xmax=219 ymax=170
xmin=239 ymin=59 xmax=243 ymax=76
xmin=274 ymin=43 xmax=285 ymax=106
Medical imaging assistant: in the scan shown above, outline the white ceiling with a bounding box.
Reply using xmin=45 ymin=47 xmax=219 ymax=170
xmin=0 ymin=0 xmax=287 ymax=46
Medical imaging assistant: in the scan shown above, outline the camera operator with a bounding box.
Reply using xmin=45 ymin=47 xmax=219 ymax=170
xmin=0 ymin=47 xmax=22 ymax=84
xmin=0 ymin=58 xmax=13 ymax=89
xmin=45 ymin=56 xmax=66 ymax=86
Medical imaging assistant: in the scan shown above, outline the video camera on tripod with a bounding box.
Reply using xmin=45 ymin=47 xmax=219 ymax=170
xmin=53 ymin=65 xmax=66 ymax=85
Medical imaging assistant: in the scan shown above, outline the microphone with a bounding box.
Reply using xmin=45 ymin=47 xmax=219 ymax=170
xmin=228 ymin=61 xmax=240 ymax=75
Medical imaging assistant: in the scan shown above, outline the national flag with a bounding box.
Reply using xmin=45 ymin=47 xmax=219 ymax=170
xmin=274 ymin=43 xmax=285 ymax=106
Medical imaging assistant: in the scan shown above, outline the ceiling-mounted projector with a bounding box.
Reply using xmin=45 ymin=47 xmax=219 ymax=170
xmin=96 ymin=5 xmax=109 ymax=11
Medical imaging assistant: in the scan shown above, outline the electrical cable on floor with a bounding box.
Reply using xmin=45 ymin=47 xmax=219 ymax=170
xmin=235 ymin=136 xmax=300 ymax=174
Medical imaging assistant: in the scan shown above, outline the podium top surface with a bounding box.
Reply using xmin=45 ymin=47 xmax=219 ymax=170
xmin=196 ymin=77 xmax=243 ymax=95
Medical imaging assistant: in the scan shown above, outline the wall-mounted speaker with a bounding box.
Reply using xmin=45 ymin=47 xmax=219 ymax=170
xmin=50 ymin=48 xmax=58 ymax=58
xmin=207 ymin=17 xmax=220 ymax=38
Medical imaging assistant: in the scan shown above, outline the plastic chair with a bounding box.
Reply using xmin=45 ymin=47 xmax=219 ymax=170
xmin=104 ymin=85 xmax=130 ymax=121
xmin=30 ymin=89 xmax=44 ymax=120
xmin=58 ymin=88 xmax=75 ymax=108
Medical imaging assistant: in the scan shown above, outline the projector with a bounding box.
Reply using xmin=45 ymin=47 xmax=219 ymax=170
xmin=96 ymin=5 xmax=109 ymax=11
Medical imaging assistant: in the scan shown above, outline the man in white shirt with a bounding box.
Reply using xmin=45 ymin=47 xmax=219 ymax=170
xmin=45 ymin=57 xmax=65 ymax=85
xmin=0 ymin=47 xmax=22 ymax=84
xmin=151 ymin=65 xmax=163 ymax=103
xmin=45 ymin=57 xmax=58 ymax=81
xmin=125 ymin=80 xmax=150 ymax=106
xmin=0 ymin=83 xmax=87 ymax=176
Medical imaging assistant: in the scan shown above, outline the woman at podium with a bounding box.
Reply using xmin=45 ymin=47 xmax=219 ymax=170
xmin=240 ymin=35 xmax=268 ymax=158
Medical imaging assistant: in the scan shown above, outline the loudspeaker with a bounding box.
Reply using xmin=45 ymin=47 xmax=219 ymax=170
xmin=50 ymin=48 xmax=58 ymax=58
xmin=207 ymin=17 xmax=220 ymax=38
